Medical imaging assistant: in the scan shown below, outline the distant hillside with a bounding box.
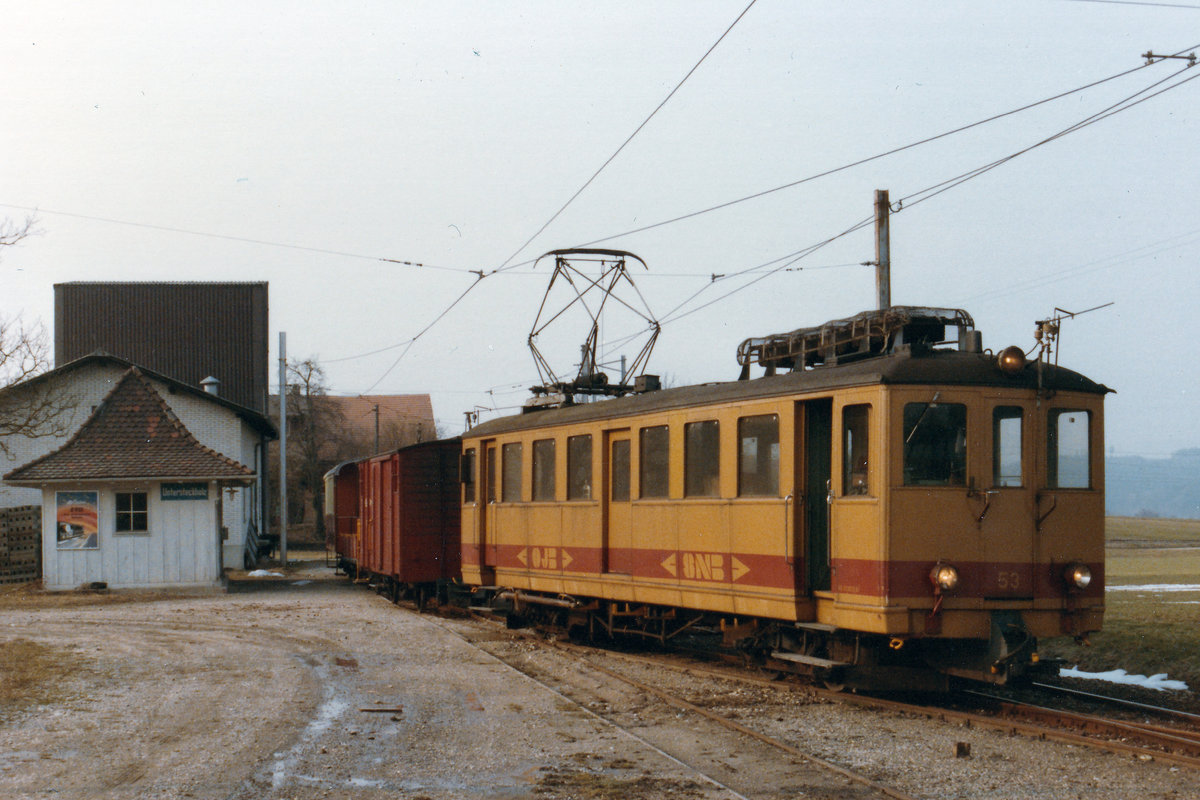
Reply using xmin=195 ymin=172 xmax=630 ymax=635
xmin=1106 ymin=448 xmax=1200 ymax=519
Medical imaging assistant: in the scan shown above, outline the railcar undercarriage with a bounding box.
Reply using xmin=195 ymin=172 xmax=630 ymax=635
xmin=478 ymin=588 xmax=1052 ymax=692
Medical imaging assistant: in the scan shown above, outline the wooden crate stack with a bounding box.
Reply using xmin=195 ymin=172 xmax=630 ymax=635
xmin=0 ymin=505 xmax=42 ymax=585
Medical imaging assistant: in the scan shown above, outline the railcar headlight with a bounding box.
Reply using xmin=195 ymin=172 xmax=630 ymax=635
xmin=1064 ymin=562 xmax=1092 ymax=590
xmin=997 ymin=345 xmax=1027 ymax=375
xmin=930 ymin=563 xmax=959 ymax=592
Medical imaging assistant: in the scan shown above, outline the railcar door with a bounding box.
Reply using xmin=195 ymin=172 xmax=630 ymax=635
xmin=603 ymin=431 xmax=633 ymax=573
xmin=981 ymin=402 xmax=1036 ymax=597
xmin=795 ymin=399 xmax=833 ymax=593
xmin=481 ymin=441 xmax=498 ymax=569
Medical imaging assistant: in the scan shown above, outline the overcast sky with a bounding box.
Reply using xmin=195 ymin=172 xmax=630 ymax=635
xmin=3 ymin=1 xmax=1198 ymax=458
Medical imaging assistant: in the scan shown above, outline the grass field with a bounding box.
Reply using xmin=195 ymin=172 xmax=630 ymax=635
xmin=1041 ymin=517 xmax=1200 ymax=693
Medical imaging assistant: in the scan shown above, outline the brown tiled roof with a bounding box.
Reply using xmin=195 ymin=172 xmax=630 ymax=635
xmin=3 ymin=367 xmax=254 ymax=484
xmin=269 ymin=393 xmax=435 ymax=450
xmin=332 ymin=395 xmax=434 ymax=440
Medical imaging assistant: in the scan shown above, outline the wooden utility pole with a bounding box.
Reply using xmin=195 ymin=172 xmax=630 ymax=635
xmin=875 ymin=189 xmax=891 ymax=310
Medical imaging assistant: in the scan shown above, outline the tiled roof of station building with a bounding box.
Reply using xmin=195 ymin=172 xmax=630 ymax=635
xmin=3 ymin=367 xmax=254 ymax=484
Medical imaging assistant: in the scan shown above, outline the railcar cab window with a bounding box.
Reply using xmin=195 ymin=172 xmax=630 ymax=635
xmin=462 ymin=448 xmax=476 ymax=503
xmin=842 ymin=405 xmax=870 ymax=496
xmin=115 ymin=491 xmax=148 ymax=533
xmin=738 ymin=414 xmax=779 ymax=497
xmin=502 ymin=442 xmax=523 ymax=502
xmin=639 ymin=425 xmax=669 ymax=499
xmin=685 ymin=420 xmax=720 ymax=497
xmin=1048 ymin=409 xmax=1091 ymax=489
xmin=903 ymin=402 xmax=966 ymax=486
xmin=532 ymin=439 xmax=555 ymax=501
xmin=993 ymin=407 xmax=1023 ymax=487
xmin=567 ymin=434 xmax=592 ymax=500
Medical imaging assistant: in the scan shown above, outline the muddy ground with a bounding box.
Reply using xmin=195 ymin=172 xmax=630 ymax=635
xmin=1 ymin=559 xmax=1195 ymax=800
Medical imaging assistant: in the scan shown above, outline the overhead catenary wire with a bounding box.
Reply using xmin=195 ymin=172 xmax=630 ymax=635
xmin=522 ymin=47 xmax=1195 ymax=259
xmin=6 ymin=43 xmax=1194 ymax=297
xmin=491 ymin=0 xmax=759 ymax=275
xmin=341 ymin=47 xmax=1198 ymax=387
xmin=959 ymin=226 xmax=1200 ymax=306
xmin=346 ymin=2 xmax=757 ymax=393
xmin=654 ymin=58 xmax=1199 ymax=328
xmin=0 ymin=203 xmax=476 ymax=274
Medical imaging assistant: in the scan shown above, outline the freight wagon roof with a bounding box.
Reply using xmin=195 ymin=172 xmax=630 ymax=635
xmin=466 ymin=349 xmax=1111 ymax=438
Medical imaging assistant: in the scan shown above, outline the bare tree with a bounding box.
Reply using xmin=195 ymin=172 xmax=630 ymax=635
xmin=0 ymin=215 xmax=37 ymax=252
xmin=0 ymin=216 xmax=71 ymax=457
xmin=282 ymin=358 xmax=348 ymax=541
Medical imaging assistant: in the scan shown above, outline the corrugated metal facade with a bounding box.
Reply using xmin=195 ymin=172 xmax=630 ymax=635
xmin=54 ymin=282 xmax=269 ymax=412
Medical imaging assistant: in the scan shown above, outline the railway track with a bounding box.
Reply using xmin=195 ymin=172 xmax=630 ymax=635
xmin=440 ymin=617 xmax=922 ymax=800
xmin=958 ymin=683 xmax=1200 ymax=764
xmin=451 ymin=609 xmax=1200 ymax=774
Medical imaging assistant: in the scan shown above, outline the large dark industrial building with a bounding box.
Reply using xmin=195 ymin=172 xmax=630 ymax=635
xmin=54 ymin=282 xmax=269 ymax=413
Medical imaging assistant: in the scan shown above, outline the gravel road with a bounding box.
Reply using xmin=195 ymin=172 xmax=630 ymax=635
xmin=1 ymin=562 xmax=1195 ymax=799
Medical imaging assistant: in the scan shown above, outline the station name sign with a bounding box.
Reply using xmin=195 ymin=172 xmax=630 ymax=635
xmin=161 ymin=482 xmax=209 ymax=501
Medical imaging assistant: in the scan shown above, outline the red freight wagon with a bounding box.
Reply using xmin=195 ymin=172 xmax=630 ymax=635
xmin=324 ymin=460 xmax=362 ymax=570
xmin=356 ymin=438 xmax=462 ymax=604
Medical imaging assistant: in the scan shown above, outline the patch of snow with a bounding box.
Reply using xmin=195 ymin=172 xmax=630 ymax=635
xmin=270 ymin=669 xmax=349 ymax=789
xmin=1106 ymin=583 xmax=1200 ymax=592
xmin=247 ymin=569 xmax=285 ymax=577
xmin=1060 ymin=666 xmax=1189 ymax=692
xmin=291 ymin=579 xmax=313 ymax=586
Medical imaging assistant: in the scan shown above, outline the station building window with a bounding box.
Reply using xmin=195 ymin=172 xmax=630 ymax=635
xmin=115 ymin=491 xmax=148 ymax=533
xmin=842 ymin=405 xmax=870 ymax=496
xmin=1048 ymin=409 xmax=1090 ymax=489
xmin=532 ymin=439 xmax=555 ymax=501
xmin=738 ymin=414 xmax=779 ymax=497
xmin=502 ymin=442 xmax=523 ymax=502
xmin=567 ymin=435 xmax=592 ymax=500
xmin=639 ymin=425 xmax=669 ymax=499
xmin=903 ymin=402 xmax=966 ymax=486
xmin=685 ymin=420 xmax=720 ymax=497
xmin=993 ymin=406 xmax=1023 ymax=487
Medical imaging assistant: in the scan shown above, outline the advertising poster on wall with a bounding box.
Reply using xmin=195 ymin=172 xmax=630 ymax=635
xmin=56 ymin=491 xmax=99 ymax=549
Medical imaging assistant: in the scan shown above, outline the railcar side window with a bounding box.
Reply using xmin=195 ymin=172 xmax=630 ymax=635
xmin=842 ymin=404 xmax=870 ymax=496
xmin=993 ymin=407 xmax=1023 ymax=487
xmin=462 ymin=448 xmax=476 ymax=503
xmin=502 ymin=442 xmax=523 ymax=502
xmin=685 ymin=420 xmax=721 ymax=497
xmin=1048 ymin=409 xmax=1091 ymax=489
xmin=903 ymin=402 xmax=967 ymax=486
xmin=567 ymin=435 xmax=592 ymax=500
xmin=611 ymin=439 xmax=631 ymax=502
xmin=738 ymin=414 xmax=779 ymax=497
xmin=639 ymin=425 xmax=670 ymax=499
xmin=532 ymin=439 xmax=555 ymax=501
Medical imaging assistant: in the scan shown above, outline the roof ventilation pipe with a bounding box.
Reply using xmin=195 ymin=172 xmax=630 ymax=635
xmin=200 ymin=376 xmax=221 ymax=395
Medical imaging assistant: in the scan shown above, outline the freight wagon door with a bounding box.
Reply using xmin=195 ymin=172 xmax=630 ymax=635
xmin=603 ymin=431 xmax=633 ymax=573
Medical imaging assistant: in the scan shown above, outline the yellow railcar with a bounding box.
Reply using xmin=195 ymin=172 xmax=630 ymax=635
xmin=460 ymin=308 xmax=1108 ymax=689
